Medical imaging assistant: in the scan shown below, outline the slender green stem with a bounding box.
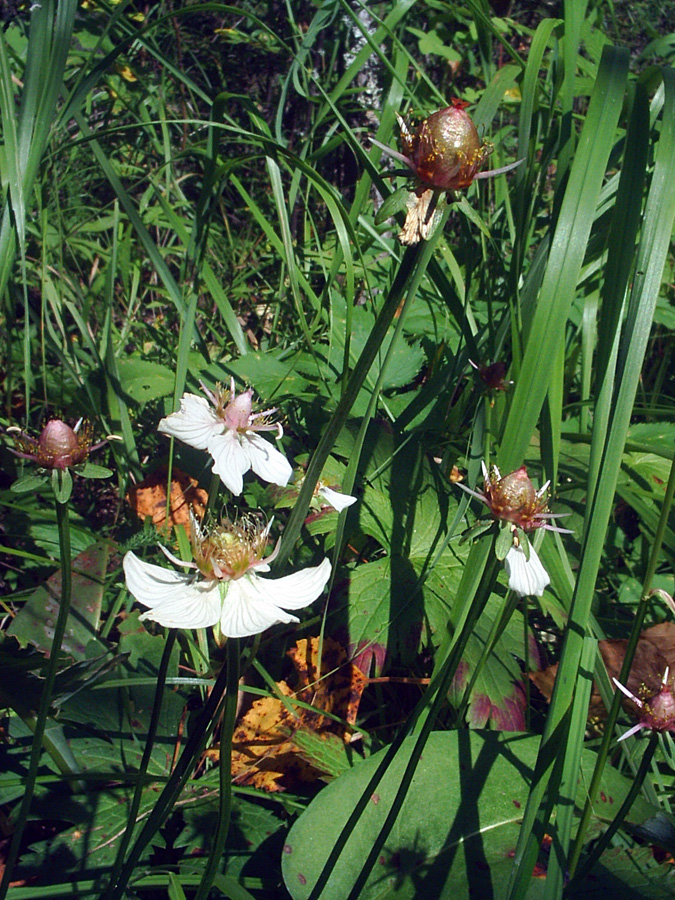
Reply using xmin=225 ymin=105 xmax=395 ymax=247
xmin=307 ymin=540 xmax=499 ymax=900
xmin=565 ymin=732 xmax=659 ymax=894
xmin=194 ymin=639 xmax=240 ymax=900
xmin=0 ymin=488 xmax=72 ymax=899
xmin=104 ymin=655 xmax=232 ymax=900
xmin=343 ymin=548 xmax=501 ymax=900
xmin=568 ymin=450 xmax=675 ymax=876
xmin=105 ymin=630 xmax=177 ymax=891
xmin=276 ymin=242 xmax=423 ymax=568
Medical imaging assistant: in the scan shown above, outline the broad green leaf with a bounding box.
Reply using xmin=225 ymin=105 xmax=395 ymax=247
xmin=217 ymin=353 xmax=311 ymax=402
xmin=576 ymin=846 xmax=675 ymax=898
xmin=176 ymin=786 xmax=286 ymax=878
xmin=7 ymin=542 xmax=111 ymax=659
xmin=328 ymin=297 xmax=426 ymax=395
xmin=446 ymin=594 xmax=534 ymax=730
xmin=116 ymin=357 xmax=176 ymax=404
xmin=282 ymin=731 xmax=655 ymax=900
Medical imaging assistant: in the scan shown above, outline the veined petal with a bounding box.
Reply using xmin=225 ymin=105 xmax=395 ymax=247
xmin=218 ymin=578 xmax=300 ymax=638
xmin=318 ymin=485 xmax=357 ymax=512
xmin=208 ymin=430 xmax=250 ymax=495
xmin=158 ymin=393 xmax=220 ymax=450
xmin=245 ymin=558 xmax=332 ymax=610
xmin=123 ymin=551 xmax=221 ymax=629
xmin=217 ymin=559 xmax=332 ymax=638
xmin=243 ymin=432 xmax=293 ymax=487
xmin=504 ymin=543 xmax=549 ymax=597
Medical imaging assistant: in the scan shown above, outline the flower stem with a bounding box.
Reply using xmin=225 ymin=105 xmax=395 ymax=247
xmin=193 ymin=638 xmax=240 ymax=900
xmin=103 ymin=654 xmax=233 ymax=900
xmin=568 ymin=450 xmax=675 ymax=876
xmin=564 ymin=731 xmax=658 ymax=894
xmin=105 ymin=629 xmax=177 ymax=892
xmin=0 ymin=486 xmax=72 ymax=899
xmin=275 ymin=244 xmax=421 ymax=568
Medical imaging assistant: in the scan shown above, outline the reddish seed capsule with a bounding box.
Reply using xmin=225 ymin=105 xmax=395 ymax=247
xmin=457 ymin=462 xmax=572 ymax=535
xmin=401 ymin=100 xmax=492 ymax=191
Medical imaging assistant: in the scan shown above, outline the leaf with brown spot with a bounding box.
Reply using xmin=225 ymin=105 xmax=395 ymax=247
xmin=229 ymin=637 xmax=367 ymax=792
xmin=126 ymin=466 xmax=207 ymax=532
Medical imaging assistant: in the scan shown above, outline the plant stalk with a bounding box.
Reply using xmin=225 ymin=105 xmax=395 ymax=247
xmin=0 ymin=485 xmax=73 ymax=899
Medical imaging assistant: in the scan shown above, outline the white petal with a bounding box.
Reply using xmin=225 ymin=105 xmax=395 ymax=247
xmin=318 ymin=486 xmax=357 ymax=512
xmin=504 ymin=543 xmax=549 ymax=597
xmin=243 ymin=432 xmax=293 ymax=487
xmin=617 ymin=723 xmax=644 ymax=742
xmin=208 ymin=430 xmax=250 ymax=495
xmin=612 ymin=677 xmax=642 ymax=707
xmin=123 ymin=551 xmax=221 ymax=629
xmin=217 ymin=559 xmax=332 ymax=639
xmin=158 ymin=393 xmax=221 ymax=451
xmin=248 ymin=558 xmax=332 ymax=610
xmin=218 ymin=579 xmax=299 ymax=638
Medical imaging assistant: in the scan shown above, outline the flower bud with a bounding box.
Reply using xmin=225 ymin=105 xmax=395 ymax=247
xmin=488 ymin=466 xmax=538 ymax=523
xmin=39 ymin=420 xmax=81 ymax=464
xmin=639 ymin=681 xmax=675 ymax=733
xmin=614 ymin=668 xmax=675 ymax=741
xmin=12 ymin=418 xmax=93 ymax=470
xmin=457 ymin=461 xmax=572 ymax=535
xmin=402 ymin=100 xmax=491 ymax=191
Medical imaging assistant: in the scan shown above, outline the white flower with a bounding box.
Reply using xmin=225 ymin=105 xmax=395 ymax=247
xmin=317 ymin=484 xmax=357 ymax=512
xmin=123 ymin=515 xmax=331 ymax=640
xmin=503 ymin=542 xmax=549 ymax=597
xmin=158 ymin=380 xmax=293 ymax=495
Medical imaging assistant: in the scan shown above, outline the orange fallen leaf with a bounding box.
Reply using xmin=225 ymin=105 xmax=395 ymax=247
xmin=228 ymin=637 xmax=367 ymax=792
xmin=126 ymin=466 xmax=208 ymax=532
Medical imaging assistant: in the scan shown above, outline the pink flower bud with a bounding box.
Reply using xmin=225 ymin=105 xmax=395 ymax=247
xmin=12 ymin=418 xmax=93 ymax=469
xmin=614 ymin=669 xmax=675 ymax=741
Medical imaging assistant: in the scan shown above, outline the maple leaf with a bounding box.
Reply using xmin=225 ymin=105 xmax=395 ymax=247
xmin=227 ymin=637 xmax=367 ymax=792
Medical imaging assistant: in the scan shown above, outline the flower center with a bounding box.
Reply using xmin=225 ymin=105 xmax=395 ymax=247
xmin=192 ymin=516 xmax=270 ymax=581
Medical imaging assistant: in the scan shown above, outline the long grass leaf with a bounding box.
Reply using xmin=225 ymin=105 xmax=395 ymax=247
xmin=499 ymin=46 xmax=629 ymax=472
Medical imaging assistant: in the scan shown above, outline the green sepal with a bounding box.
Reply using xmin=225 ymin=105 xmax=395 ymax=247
xmin=10 ymin=473 xmax=49 ymax=494
xmin=51 ymin=467 xmax=73 ymax=503
xmin=495 ymin=524 xmax=515 ymax=561
xmin=459 ymin=518 xmax=494 ymax=545
xmin=78 ymin=462 xmax=113 ymax=479
xmin=517 ymin=528 xmax=530 ymax=561
xmin=375 ymin=186 xmax=412 ymax=225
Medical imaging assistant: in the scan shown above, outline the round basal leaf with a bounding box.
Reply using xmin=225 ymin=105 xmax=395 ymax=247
xmin=282 ymin=731 xmax=655 ymax=900
xmin=117 ymin=358 xmax=176 ymax=404
xmin=7 ymin=541 xmax=111 ymax=659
